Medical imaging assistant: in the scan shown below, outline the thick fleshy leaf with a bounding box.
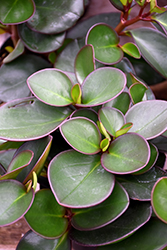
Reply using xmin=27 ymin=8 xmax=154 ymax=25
xmin=75 ymin=45 xmax=95 ymax=84
xmin=71 ymin=108 xmax=98 ymax=124
xmin=150 ymin=135 xmax=167 ymax=153
xmin=27 ymin=69 xmax=73 ymax=106
xmin=25 ymin=189 xmax=68 ymax=238
xmin=48 ymin=150 xmax=115 ymax=208
xmin=71 ymin=182 xmax=129 ymax=230
xmin=101 ymin=133 xmax=150 ymax=174
xmin=0 ymin=150 xmax=33 ymax=180
xmin=162 ymin=130 xmax=167 ymax=137
xmin=0 ymin=97 xmax=71 ymax=141
xmin=109 ymin=0 xmax=124 ymax=11
xmin=151 ymin=177 xmax=167 ymax=223
xmin=18 ymin=23 xmax=65 ymax=53
xmin=27 ymin=0 xmax=84 ymax=34
xmin=118 ymin=166 xmax=167 ymax=201
xmin=16 ymin=230 xmax=70 ymax=250
xmin=71 ymin=84 xmax=82 ymax=104
xmin=67 ymin=12 xmax=121 ymax=39
xmin=125 ymin=100 xmax=167 ymax=140
xmin=0 ymin=0 xmax=35 ymax=24
xmin=3 ymin=39 xmax=24 ymax=63
xmin=133 ymin=142 xmax=158 ymax=175
xmin=80 ymin=67 xmax=126 ymax=107
xmin=98 ymin=107 xmax=125 ymax=137
xmin=86 ymin=23 xmax=123 ymax=65
xmin=97 ymin=217 xmax=167 ymax=250
xmin=130 ymin=28 xmax=167 ymax=78
xmin=15 ymin=135 xmax=52 ymax=183
xmin=121 ymin=43 xmax=141 ymax=59
xmin=152 ymin=11 xmax=167 ymax=34
xmin=60 ymin=118 xmax=101 ymax=154
xmin=0 ymin=141 xmax=23 ymax=151
xmin=129 ymin=82 xmax=148 ymax=104
xmin=104 ymin=92 xmax=131 ymax=115
xmin=0 ymin=180 xmax=34 ymax=226
xmin=0 ymin=149 xmax=16 ymax=170
xmin=70 ymin=201 xmax=152 ymax=246
xmin=115 ymin=122 xmax=133 ymax=137
xmin=0 ymin=54 xmax=50 ymax=102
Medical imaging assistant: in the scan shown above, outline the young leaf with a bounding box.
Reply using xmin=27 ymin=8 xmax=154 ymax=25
xmin=3 ymin=39 xmax=24 ymax=64
xmin=115 ymin=122 xmax=133 ymax=137
xmin=71 ymin=83 xmax=82 ymax=104
xmin=129 ymin=82 xmax=148 ymax=104
xmin=48 ymin=150 xmax=115 ymax=208
xmin=121 ymin=42 xmax=141 ymax=59
xmin=100 ymin=138 xmax=110 ymax=152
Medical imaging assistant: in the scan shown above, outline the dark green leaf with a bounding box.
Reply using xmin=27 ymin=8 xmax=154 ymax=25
xmin=129 ymin=82 xmax=148 ymax=104
xmin=3 ymin=39 xmax=24 ymax=63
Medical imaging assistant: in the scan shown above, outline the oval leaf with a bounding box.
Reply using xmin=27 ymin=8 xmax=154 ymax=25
xmin=60 ymin=117 xmax=101 ymax=154
xmin=3 ymin=39 xmax=24 ymax=63
xmin=121 ymin=42 xmax=141 ymax=59
xmin=71 ymin=182 xmax=129 ymax=230
xmin=80 ymin=67 xmax=126 ymax=107
xmin=27 ymin=0 xmax=84 ymax=34
xmin=0 ymin=97 xmax=71 ymax=141
xmin=129 ymin=82 xmax=148 ymax=104
xmin=86 ymin=23 xmax=123 ymax=65
xmin=25 ymin=189 xmax=68 ymax=238
xmin=101 ymin=133 xmax=150 ymax=174
xmin=0 ymin=180 xmax=34 ymax=226
xmin=48 ymin=150 xmax=115 ymax=208
xmin=125 ymin=100 xmax=167 ymax=140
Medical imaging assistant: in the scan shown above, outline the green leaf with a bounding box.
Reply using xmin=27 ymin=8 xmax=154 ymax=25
xmin=16 ymin=230 xmax=70 ymax=250
xmin=60 ymin=117 xmax=101 ymax=154
xmin=152 ymin=11 xmax=167 ymax=34
xmin=129 ymin=82 xmax=148 ymax=104
xmin=0 ymin=141 xmax=23 ymax=151
xmin=75 ymin=45 xmax=95 ymax=84
xmin=0 ymin=97 xmax=71 ymax=141
xmin=100 ymin=138 xmax=110 ymax=152
xmin=15 ymin=135 xmax=52 ymax=183
xmin=48 ymin=150 xmax=115 ymax=208
xmin=27 ymin=69 xmax=73 ymax=106
xmin=0 ymin=54 xmax=50 ymax=102
xmin=18 ymin=23 xmax=65 ymax=53
xmin=70 ymin=201 xmax=151 ymax=246
xmin=130 ymin=28 xmax=167 ymax=78
xmin=151 ymin=177 xmax=167 ymax=223
xmin=115 ymin=122 xmax=133 ymax=137
xmin=108 ymin=0 xmax=124 ymax=11
xmin=101 ymin=133 xmax=150 ymax=174
xmin=97 ymin=217 xmax=167 ymax=250
xmin=25 ymin=189 xmax=68 ymax=238
xmin=0 ymin=150 xmax=33 ymax=180
xmin=3 ymin=39 xmax=24 ymax=63
xmin=98 ymin=107 xmax=125 ymax=137
xmin=27 ymin=0 xmax=84 ymax=34
xmin=71 ymin=182 xmax=129 ymax=230
xmin=71 ymin=108 xmax=98 ymax=124
xmin=125 ymin=100 xmax=167 ymax=140
xmin=121 ymin=42 xmax=141 ymax=59
xmin=118 ymin=166 xmax=166 ymax=201
xmin=0 ymin=0 xmax=35 ymax=24
xmin=80 ymin=67 xmax=126 ymax=106
xmin=104 ymin=92 xmax=131 ymax=115
xmin=0 ymin=180 xmax=34 ymax=226
xmin=0 ymin=149 xmax=16 ymax=170
xmin=86 ymin=23 xmax=123 ymax=65
xmin=71 ymin=83 xmax=82 ymax=104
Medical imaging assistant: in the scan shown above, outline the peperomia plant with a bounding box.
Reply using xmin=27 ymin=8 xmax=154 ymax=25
xmin=0 ymin=0 xmax=167 ymax=249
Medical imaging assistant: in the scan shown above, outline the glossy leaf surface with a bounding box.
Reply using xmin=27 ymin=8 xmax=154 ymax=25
xmin=129 ymin=83 xmax=147 ymax=104
xmin=130 ymin=28 xmax=167 ymax=78
xmin=60 ymin=118 xmax=101 ymax=154
xmin=70 ymin=201 xmax=151 ymax=246
xmin=27 ymin=0 xmax=84 ymax=34
xmin=98 ymin=107 xmax=125 ymax=137
xmin=48 ymin=150 xmax=115 ymax=208
xmin=152 ymin=11 xmax=167 ymax=34
xmin=0 ymin=0 xmax=35 ymax=24
xmin=71 ymin=108 xmax=98 ymax=124
xmin=125 ymin=100 xmax=167 ymax=139
xmin=75 ymin=45 xmax=95 ymax=84
xmin=16 ymin=230 xmax=70 ymax=250
xmin=109 ymin=0 xmax=124 ymax=11
xmin=104 ymin=92 xmax=130 ymax=114
xmin=3 ymin=39 xmax=24 ymax=63
xmin=101 ymin=133 xmax=150 ymax=174
xmin=0 ymin=149 xmax=16 ymax=170
xmin=71 ymin=182 xmax=129 ymax=230
xmin=81 ymin=67 xmax=126 ymax=106
xmin=25 ymin=189 xmax=68 ymax=238
xmin=86 ymin=23 xmax=123 ymax=64
xmin=121 ymin=43 xmax=141 ymax=59
xmin=18 ymin=23 xmax=65 ymax=53
xmin=0 ymin=54 xmax=50 ymax=102
xmin=118 ymin=166 xmax=167 ymax=201
xmin=152 ymin=177 xmax=167 ymax=223
xmin=27 ymin=69 xmax=73 ymax=106
xmin=0 ymin=97 xmax=71 ymax=141
xmin=0 ymin=180 xmax=34 ymax=226
xmin=97 ymin=217 xmax=167 ymax=250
